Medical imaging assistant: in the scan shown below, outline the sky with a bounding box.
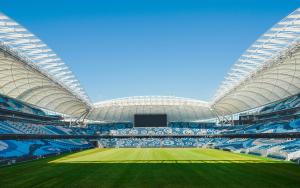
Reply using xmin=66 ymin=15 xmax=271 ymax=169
xmin=0 ymin=0 xmax=299 ymax=102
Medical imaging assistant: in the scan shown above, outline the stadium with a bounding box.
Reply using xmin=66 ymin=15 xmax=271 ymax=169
xmin=1 ymin=3 xmax=300 ymax=188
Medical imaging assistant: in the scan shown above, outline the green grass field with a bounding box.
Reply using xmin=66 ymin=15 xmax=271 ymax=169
xmin=1 ymin=148 xmax=300 ymax=188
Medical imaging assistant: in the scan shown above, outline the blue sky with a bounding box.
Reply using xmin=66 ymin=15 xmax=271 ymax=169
xmin=0 ymin=0 xmax=299 ymax=102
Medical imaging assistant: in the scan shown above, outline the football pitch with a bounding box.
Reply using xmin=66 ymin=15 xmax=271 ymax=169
xmin=1 ymin=148 xmax=300 ymax=188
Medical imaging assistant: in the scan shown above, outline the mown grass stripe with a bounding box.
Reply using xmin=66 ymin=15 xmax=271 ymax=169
xmin=0 ymin=148 xmax=300 ymax=188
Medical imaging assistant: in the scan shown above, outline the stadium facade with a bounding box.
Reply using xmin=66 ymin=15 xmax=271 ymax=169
xmin=1 ymin=8 xmax=300 ymax=164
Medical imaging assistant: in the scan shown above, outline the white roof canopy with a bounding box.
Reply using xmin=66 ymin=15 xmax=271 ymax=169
xmin=89 ymin=96 xmax=215 ymax=122
xmin=212 ymin=8 xmax=300 ymax=115
xmin=2 ymin=8 xmax=300 ymax=121
xmin=0 ymin=13 xmax=91 ymax=117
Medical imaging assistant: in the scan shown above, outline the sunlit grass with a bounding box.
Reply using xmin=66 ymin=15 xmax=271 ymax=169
xmin=51 ymin=148 xmax=278 ymax=164
xmin=1 ymin=148 xmax=300 ymax=188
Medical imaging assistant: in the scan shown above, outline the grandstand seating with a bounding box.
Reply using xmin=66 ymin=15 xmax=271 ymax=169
xmin=1 ymin=93 xmax=300 ymax=164
xmin=260 ymin=93 xmax=300 ymax=114
xmin=87 ymin=122 xmax=218 ymax=136
xmin=0 ymin=120 xmax=92 ymax=163
xmin=2 ymin=116 xmax=300 ymax=162
xmin=3 ymin=118 xmax=299 ymax=161
xmin=88 ymin=118 xmax=300 ymax=161
xmin=0 ymin=94 xmax=46 ymax=116
xmin=0 ymin=95 xmax=92 ymax=165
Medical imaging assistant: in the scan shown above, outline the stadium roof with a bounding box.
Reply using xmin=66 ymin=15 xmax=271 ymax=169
xmin=212 ymin=8 xmax=300 ymax=116
xmin=89 ymin=96 xmax=215 ymax=122
xmin=1 ymin=8 xmax=300 ymax=121
xmin=0 ymin=13 xmax=91 ymax=117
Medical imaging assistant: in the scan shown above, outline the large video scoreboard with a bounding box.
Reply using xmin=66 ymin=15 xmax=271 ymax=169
xmin=134 ymin=114 xmax=167 ymax=127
